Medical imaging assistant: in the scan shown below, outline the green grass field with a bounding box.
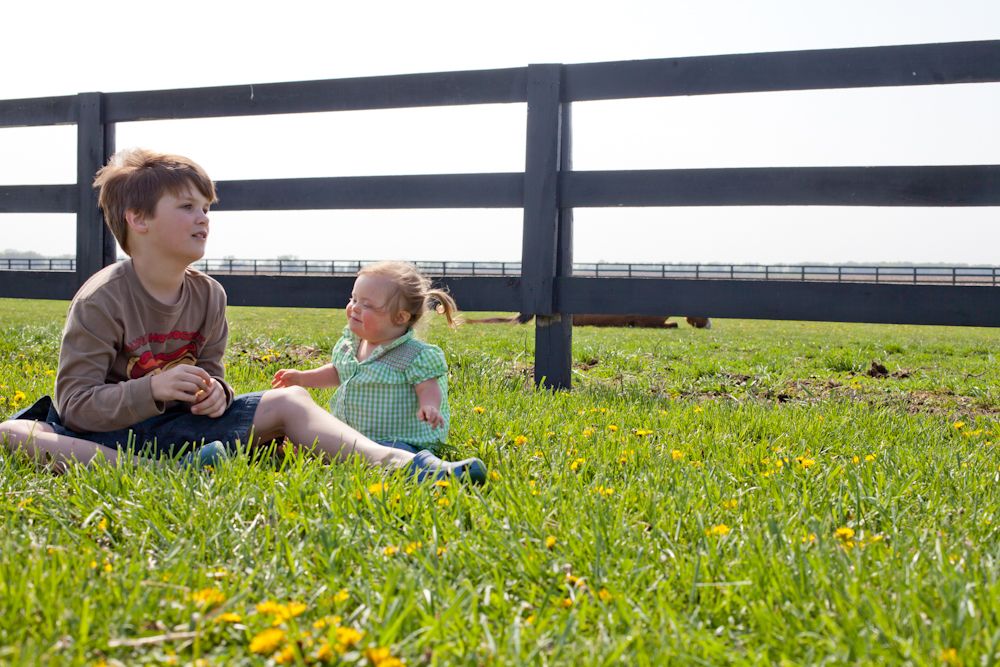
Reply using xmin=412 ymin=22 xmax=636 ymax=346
xmin=1 ymin=297 xmax=998 ymax=666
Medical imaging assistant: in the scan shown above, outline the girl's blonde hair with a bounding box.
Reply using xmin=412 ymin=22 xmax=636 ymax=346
xmin=358 ymin=261 xmax=460 ymax=328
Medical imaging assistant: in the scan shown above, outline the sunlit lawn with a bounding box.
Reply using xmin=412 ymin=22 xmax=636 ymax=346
xmin=1 ymin=298 xmax=998 ymax=665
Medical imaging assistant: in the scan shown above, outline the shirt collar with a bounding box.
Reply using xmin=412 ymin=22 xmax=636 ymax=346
xmin=342 ymin=325 xmax=415 ymax=361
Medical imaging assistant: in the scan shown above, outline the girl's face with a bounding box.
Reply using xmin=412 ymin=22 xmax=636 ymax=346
xmin=345 ymin=274 xmax=410 ymax=345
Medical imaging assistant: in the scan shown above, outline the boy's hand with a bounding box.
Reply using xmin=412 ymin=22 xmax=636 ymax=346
xmin=417 ymin=405 xmax=444 ymax=429
xmin=271 ymin=369 xmax=302 ymax=388
xmin=190 ymin=377 xmax=227 ymax=418
xmin=150 ymin=365 xmax=213 ymax=404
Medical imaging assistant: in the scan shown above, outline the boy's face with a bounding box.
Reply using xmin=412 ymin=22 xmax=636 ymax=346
xmin=346 ymin=274 xmax=410 ymax=345
xmin=130 ymin=184 xmax=211 ymax=264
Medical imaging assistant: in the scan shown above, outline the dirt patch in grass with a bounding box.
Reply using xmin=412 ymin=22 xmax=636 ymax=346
xmin=676 ymin=376 xmax=998 ymax=418
xmin=233 ymin=342 xmax=325 ymax=365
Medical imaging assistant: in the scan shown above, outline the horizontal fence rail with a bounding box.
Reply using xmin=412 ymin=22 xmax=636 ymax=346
xmin=2 ymin=38 xmax=999 ymax=389
xmin=5 ymin=258 xmax=997 ymax=286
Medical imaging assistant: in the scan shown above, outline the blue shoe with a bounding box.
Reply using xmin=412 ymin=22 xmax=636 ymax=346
xmin=180 ymin=440 xmax=230 ymax=469
xmin=410 ymin=450 xmax=487 ymax=484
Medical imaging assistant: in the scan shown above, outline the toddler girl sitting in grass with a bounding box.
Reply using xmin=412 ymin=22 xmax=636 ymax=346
xmin=272 ymin=261 xmax=459 ymax=454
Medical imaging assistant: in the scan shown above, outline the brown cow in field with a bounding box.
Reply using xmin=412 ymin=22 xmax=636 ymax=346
xmin=466 ymin=313 xmax=711 ymax=328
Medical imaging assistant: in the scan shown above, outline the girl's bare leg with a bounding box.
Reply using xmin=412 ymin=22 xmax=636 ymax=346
xmin=250 ymin=387 xmax=414 ymax=467
xmin=0 ymin=419 xmax=126 ymax=471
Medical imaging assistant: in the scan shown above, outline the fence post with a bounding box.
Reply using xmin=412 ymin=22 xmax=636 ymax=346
xmin=522 ymin=64 xmax=571 ymax=390
xmin=76 ymin=93 xmax=116 ymax=286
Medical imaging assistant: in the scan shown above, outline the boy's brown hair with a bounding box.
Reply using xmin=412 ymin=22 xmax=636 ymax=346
xmin=92 ymin=148 xmax=217 ymax=254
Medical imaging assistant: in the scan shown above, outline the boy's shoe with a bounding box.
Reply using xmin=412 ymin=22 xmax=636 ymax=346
xmin=180 ymin=440 xmax=230 ymax=469
xmin=409 ymin=450 xmax=486 ymax=484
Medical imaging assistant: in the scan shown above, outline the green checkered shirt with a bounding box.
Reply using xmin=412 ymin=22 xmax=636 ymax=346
xmin=330 ymin=326 xmax=449 ymax=449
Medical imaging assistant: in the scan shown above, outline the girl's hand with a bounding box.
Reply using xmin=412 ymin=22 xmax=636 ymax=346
xmin=271 ymin=369 xmax=302 ymax=388
xmin=191 ymin=377 xmax=227 ymax=418
xmin=417 ymin=405 xmax=444 ymax=428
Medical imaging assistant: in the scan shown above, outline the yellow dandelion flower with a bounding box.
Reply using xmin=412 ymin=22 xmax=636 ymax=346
xmin=274 ymin=644 xmax=297 ymax=664
xmin=545 ymin=535 xmax=557 ymax=549
xmin=216 ymin=612 xmax=242 ymax=623
xmin=570 ymin=458 xmax=586 ymax=471
xmin=103 ymin=560 xmax=113 ymax=573
xmin=313 ymin=615 xmax=342 ymax=630
xmin=433 ymin=480 xmax=450 ymax=488
xmin=256 ymin=600 xmax=282 ymax=615
xmin=383 ymin=545 xmax=399 ymax=556
xmin=367 ymin=482 xmax=387 ymax=495
xmin=250 ymin=628 xmax=285 ymax=654
xmin=607 ymin=424 xmax=618 ymax=432
xmin=671 ymin=449 xmax=685 ymax=461
xmin=864 ymin=454 xmax=876 ymax=462
xmin=12 ymin=390 xmax=26 ymax=403
xmin=513 ymin=435 xmax=528 ymax=446
xmin=404 ymin=541 xmax=423 ymax=555
xmin=285 ymin=602 xmax=307 ymax=618
xmin=852 ymin=455 xmax=860 ymax=464
xmin=489 ymin=470 xmax=501 ymax=481
xmin=316 ymin=642 xmax=334 ymax=661
xmin=334 ymin=626 xmax=364 ymax=652
xmin=525 ymin=614 xmax=536 ymax=624
xmin=634 ymin=429 xmax=654 ymax=436
xmin=802 ymin=533 xmax=817 ymax=544
xmin=437 ymin=497 xmax=451 ymax=507
xmin=796 ymin=457 xmax=816 ymax=469
xmin=366 ymin=647 xmax=391 ymax=664
xmin=593 ymin=485 xmax=615 ymax=497
xmin=365 ymin=646 xmax=405 ymax=667
xmin=598 ymin=588 xmax=613 ymax=602
xmin=472 ymin=406 xmax=485 ymax=414
xmin=721 ymin=499 xmax=739 ymax=510
xmin=17 ymin=498 xmax=33 ymax=510
xmin=834 ymin=526 xmax=855 ymax=541
xmin=582 ymin=428 xmax=595 ymax=437
xmin=939 ymin=648 xmax=960 ymax=666
xmin=332 ymin=588 xmax=350 ymax=604
xmin=560 ymin=598 xmax=573 ymax=608
xmin=705 ymin=524 xmax=730 ymax=537
xmin=437 ymin=546 xmax=447 ymax=556
xmin=693 ymin=405 xmax=703 ymax=413
xmin=953 ymin=421 xmax=965 ymax=430
xmin=189 ymin=587 xmax=225 ymax=608
xmin=97 ymin=517 xmax=108 ymax=531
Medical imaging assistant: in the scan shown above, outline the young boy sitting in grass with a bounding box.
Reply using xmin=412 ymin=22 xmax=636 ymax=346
xmin=0 ymin=148 xmax=484 ymax=483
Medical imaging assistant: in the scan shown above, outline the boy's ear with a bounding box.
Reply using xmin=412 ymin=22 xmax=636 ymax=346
xmin=125 ymin=209 xmax=147 ymax=233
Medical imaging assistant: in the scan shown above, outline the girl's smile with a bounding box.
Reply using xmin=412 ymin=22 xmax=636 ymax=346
xmin=346 ymin=274 xmax=411 ymax=349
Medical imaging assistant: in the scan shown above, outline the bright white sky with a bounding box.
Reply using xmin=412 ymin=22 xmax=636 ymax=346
xmin=1 ymin=0 xmax=998 ymax=265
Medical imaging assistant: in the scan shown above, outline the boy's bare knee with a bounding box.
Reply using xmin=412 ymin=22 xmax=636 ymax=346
xmin=264 ymin=386 xmax=311 ymax=408
xmin=0 ymin=420 xmax=49 ymax=450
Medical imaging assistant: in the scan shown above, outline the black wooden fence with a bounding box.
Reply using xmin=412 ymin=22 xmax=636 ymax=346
xmin=1 ymin=40 xmax=999 ymax=388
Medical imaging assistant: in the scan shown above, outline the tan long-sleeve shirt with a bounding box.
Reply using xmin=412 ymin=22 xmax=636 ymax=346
xmin=55 ymin=260 xmax=233 ymax=433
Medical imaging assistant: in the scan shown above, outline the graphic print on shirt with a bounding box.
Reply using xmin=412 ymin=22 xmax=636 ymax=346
xmin=125 ymin=330 xmax=205 ymax=380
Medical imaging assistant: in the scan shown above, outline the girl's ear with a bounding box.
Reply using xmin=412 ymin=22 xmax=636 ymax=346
xmin=125 ymin=209 xmax=147 ymax=233
xmin=393 ymin=310 xmax=413 ymax=326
